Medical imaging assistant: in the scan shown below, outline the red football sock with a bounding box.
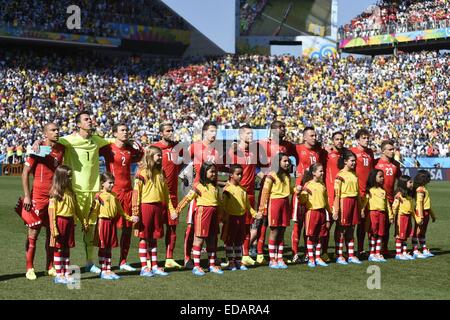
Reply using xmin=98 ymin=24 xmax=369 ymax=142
xmin=268 ymin=239 xmax=276 ymax=262
xmin=370 ymin=236 xmax=376 ymax=255
xmin=25 ymin=236 xmax=37 ymax=270
xmin=277 ymin=240 xmax=284 ymax=261
xmin=139 ymin=240 xmax=147 ymax=268
xmin=98 ymin=248 xmax=106 ymax=272
xmin=119 ymin=230 xmax=131 ymax=266
xmin=357 ymin=217 xmax=366 ymax=252
xmin=62 ymin=249 xmax=70 ymax=277
xmin=291 ymin=223 xmax=300 ymax=256
xmin=242 ymin=225 xmax=250 ymax=256
xmin=307 ymin=238 xmax=315 ymax=262
xmin=192 ymin=245 xmax=201 ymax=268
xmin=184 ymin=224 xmax=194 ymax=261
xmin=105 ymin=249 xmax=112 ymax=272
xmin=45 ymin=229 xmax=54 ymax=270
xmin=207 ymin=247 xmax=216 ymax=267
xmin=165 ymin=225 xmax=177 ymax=259
xmin=54 ymin=250 xmax=63 ymax=276
xmin=257 ymin=223 xmax=267 ymax=254
xmin=149 ymin=239 xmax=158 ymax=268
xmin=347 ymin=239 xmax=355 ymax=258
xmin=376 ymin=238 xmax=382 ymax=255
xmin=395 ymin=239 xmax=402 ymax=255
xmin=315 ymin=242 xmax=322 ymax=260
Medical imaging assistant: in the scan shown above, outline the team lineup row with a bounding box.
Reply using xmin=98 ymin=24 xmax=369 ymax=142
xmin=19 ymin=111 xmax=436 ymax=282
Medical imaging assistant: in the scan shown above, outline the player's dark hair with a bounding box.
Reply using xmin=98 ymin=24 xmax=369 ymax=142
xmin=112 ymin=123 xmax=127 ymax=133
xmin=159 ymin=122 xmax=173 ymax=133
xmin=413 ymin=169 xmax=431 ymax=190
xmin=270 ymin=120 xmax=285 ymax=130
xmin=238 ymin=124 xmax=252 ymax=135
xmin=338 ymin=150 xmax=356 ymax=170
xmin=75 ymin=110 xmax=92 ymax=124
xmin=202 ymin=121 xmax=217 ymax=132
xmin=273 ymin=152 xmax=291 ymax=179
xmin=43 ymin=122 xmax=57 ymax=132
xmin=396 ymin=175 xmax=413 ymax=198
xmin=301 ymin=163 xmax=323 ymax=186
xmin=381 ymin=140 xmax=394 ymax=151
xmin=366 ymin=169 xmax=384 ymax=191
xmin=355 ymin=129 xmax=370 ymax=140
xmin=101 ymin=172 xmax=115 ymax=184
xmin=49 ymin=165 xmax=73 ymax=202
xmin=303 ymin=126 xmax=315 ymax=135
xmin=332 ymin=131 xmax=344 ymax=139
xmin=229 ymin=164 xmax=243 ymax=175
xmin=199 ymin=161 xmax=217 ymax=186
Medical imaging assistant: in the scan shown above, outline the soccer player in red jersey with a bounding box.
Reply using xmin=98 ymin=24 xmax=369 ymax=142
xmin=375 ymin=140 xmax=401 ymax=255
xmin=21 ymin=123 xmax=65 ymax=280
xmin=227 ymin=124 xmax=264 ymax=266
xmin=350 ymin=129 xmax=375 ymax=257
xmin=151 ymin=123 xmax=184 ymax=269
xmin=99 ymin=123 xmax=144 ymax=271
xmin=322 ymin=131 xmax=347 ymax=261
xmin=184 ymin=121 xmax=223 ymax=268
xmin=291 ymin=127 xmax=326 ymax=263
xmin=255 ymin=120 xmax=298 ymax=264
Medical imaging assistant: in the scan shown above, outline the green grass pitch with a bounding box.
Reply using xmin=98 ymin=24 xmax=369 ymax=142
xmin=0 ymin=176 xmax=449 ymax=300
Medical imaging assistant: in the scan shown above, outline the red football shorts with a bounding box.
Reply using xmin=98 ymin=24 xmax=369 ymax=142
xmin=245 ymin=194 xmax=256 ymax=225
xmin=221 ymin=214 xmax=246 ymax=245
xmin=96 ymin=218 xmax=118 ymax=248
xmin=396 ymin=214 xmax=412 ymax=241
xmin=340 ymin=197 xmax=360 ymax=227
xmin=186 ymin=199 xmax=197 ymax=224
xmin=116 ymin=190 xmax=133 ymax=229
xmin=194 ymin=206 xmax=218 ymax=238
xmin=138 ymin=202 xmax=164 ymax=240
xmin=268 ymin=197 xmax=291 ymax=228
xmin=414 ymin=210 xmax=430 ymax=238
xmin=51 ymin=216 xmax=75 ymax=249
xmin=305 ymin=209 xmax=328 ymax=238
xmin=368 ymin=210 xmax=386 ymax=237
xmin=291 ymin=195 xmax=305 ymax=223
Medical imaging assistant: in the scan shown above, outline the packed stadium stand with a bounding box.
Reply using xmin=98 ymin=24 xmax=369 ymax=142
xmin=339 ymin=0 xmax=450 ymax=39
xmin=0 ymin=0 xmax=188 ymax=37
xmin=0 ymin=47 xmax=448 ymax=161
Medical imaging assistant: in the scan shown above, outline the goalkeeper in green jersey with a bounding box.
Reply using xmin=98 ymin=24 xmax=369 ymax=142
xmin=58 ymin=111 xmax=112 ymax=273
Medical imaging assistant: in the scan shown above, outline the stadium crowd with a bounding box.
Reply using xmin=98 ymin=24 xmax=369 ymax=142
xmin=0 ymin=48 xmax=449 ymax=161
xmin=240 ymin=0 xmax=269 ymax=35
xmin=340 ymin=0 xmax=450 ymax=39
xmin=0 ymin=0 xmax=187 ymax=38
